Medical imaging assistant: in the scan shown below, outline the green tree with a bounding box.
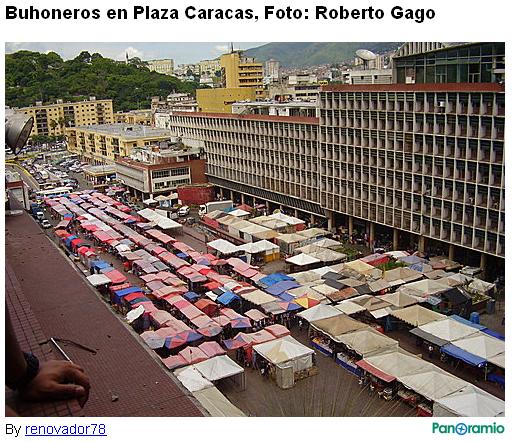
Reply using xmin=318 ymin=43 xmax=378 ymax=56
xmin=49 ymin=119 xmax=58 ymax=135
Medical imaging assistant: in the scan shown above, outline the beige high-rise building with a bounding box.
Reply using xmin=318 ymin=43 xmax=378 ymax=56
xmin=18 ymin=98 xmax=114 ymax=137
xmin=199 ymin=58 xmax=221 ymax=75
xmin=146 ymin=59 xmax=175 ymax=75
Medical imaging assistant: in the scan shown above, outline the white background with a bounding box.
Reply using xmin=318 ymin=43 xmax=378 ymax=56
xmin=1 ymin=0 xmax=511 ymax=440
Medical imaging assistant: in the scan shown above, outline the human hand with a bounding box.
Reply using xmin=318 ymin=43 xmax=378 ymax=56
xmin=20 ymin=360 xmax=90 ymax=408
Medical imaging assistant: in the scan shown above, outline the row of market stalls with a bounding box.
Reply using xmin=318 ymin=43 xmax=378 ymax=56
xmin=295 ymin=305 xmax=504 ymax=417
xmin=48 ymin=189 xmax=318 ymax=394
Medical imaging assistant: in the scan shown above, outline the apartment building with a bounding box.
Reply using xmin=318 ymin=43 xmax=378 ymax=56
xmin=115 ymin=143 xmax=206 ymax=200
xmin=196 ymin=87 xmax=256 ymax=113
xmin=199 ymin=58 xmax=221 ymax=75
xmin=146 ymin=59 xmax=175 ymax=75
xmin=169 ymin=112 xmax=321 ymax=219
xmin=114 ymin=109 xmax=153 ymax=125
xmin=18 ymin=98 xmax=114 ymax=137
xmin=66 ymin=123 xmax=171 ymax=165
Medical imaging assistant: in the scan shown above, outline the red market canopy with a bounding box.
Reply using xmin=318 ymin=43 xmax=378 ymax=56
xmin=190 ymin=314 xmax=218 ymax=329
xmin=162 ymin=355 xmax=188 ymax=370
xmin=55 ymin=229 xmax=72 ymax=238
xmin=244 ymin=309 xmax=268 ymax=322
xmin=197 ymin=325 xmax=223 ymax=338
xmin=195 ymin=299 xmax=219 ymax=317
xmin=355 ymin=359 xmax=396 ymax=383
xmin=165 ymin=330 xmax=203 ymax=349
xmin=360 ymin=253 xmax=390 ymax=267
xmin=212 ymin=316 xmax=231 ymax=328
xmin=220 ymin=308 xmax=242 ymax=321
xmin=104 ymin=270 xmax=128 ymax=285
xmin=178 ymin=346 xmax=209 ymax=365
xmin=146 ymin=280 xmax=167 ymax=292
xmin=198 ymin=341 xmax=226 ymax=358
xmin=265 ymin=324 xmax=291 ymax=338
xmin=149 ymin=310 xmax=174 ymax=327
xmin=230 ymin=317 xmax=252 ymax=329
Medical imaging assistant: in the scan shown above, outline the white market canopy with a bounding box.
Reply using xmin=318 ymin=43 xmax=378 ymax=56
xmin=268 ymin=212 xmax=305 ymax=226
xmin=335 ymin=300 xmax=367 ymax=315
xmin=337 ymin=328 xmax=399 ymax=357
xmin=451 ymin=333 xmax=505 ymax=361
xmin=229 ymin=209 xmax=251 ymax=217
xmin=398 ymin=279 xmax=450 ymax=298
xmin=207 ymin=238 xmax=239 ymax=254
xmin=389 ymin=304 xmax=446 ymax=327
xmin=174 ymin=366 xmax=214 ymax=392
xmin=238 ymin=240 xmax=279 ymax=254
xmin=297 ymin=303 xmax=341 ymax=322
xmin=137 ymin=208 xmax=182 ymax=230
xmin=379 ymin=291 xmax=419 ymax=308
xmin=363 ymin=350 xmax=432 ymax=379
xmin=253 ymin=335 xmax=313 ymax=366
xmin=286 ymin=253 xmax=321 ymax=266
xmin=433 ymin=385 xmax=505 ymax=417
xmin=418 ymin=318 xmax=478 ymax=342
xmin=192 ymin=387 xmax=246 ymax=417
xmin=399 ymin=367 xmax=468 ymax=401
xmin=311 ymin=238 xmax=341 ymax=249
xmin=239 ymin=289 xmax=277 ymax=306
xmin=193 ymin=355 xmax=244 ymax=382
xmin=86 ymin=273 xmax=111 ymax=286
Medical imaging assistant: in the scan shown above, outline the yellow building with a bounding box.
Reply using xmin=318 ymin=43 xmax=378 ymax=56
xmin=66 ymin=123 xmax=171 ymax=165
xmin=114 ymin=109 xmax=153 ymax=126
xmin=220 ymin=51 xmax=264 ymax=96
xmin=146 ymin=59 xmax=174 ymax=75
xmin=18 ymin=98 xmax=114 ymax=138
xmin=196 ymin=88 xmax=256 ymax=113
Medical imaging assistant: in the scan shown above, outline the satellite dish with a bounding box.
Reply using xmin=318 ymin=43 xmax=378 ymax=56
xmin=356 ymin=49 xmax=378 ymax=61
xmin=356 ymin=49 xmax=378 ymax=70
xmin=5 ymin=114 xmax=34 ymax=154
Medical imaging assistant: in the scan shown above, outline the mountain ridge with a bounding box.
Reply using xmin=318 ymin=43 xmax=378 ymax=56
xmin=244 ymin=42 xmax=403 ymax=67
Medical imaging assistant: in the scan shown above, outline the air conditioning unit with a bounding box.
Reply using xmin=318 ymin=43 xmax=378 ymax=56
xmin=439 ymin=101 xmax=446 ymax=107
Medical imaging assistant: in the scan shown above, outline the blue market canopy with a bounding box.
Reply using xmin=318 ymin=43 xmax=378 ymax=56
xmin=441 ymin=343 xmax=487 ymax=367
xmin=217 ymin=291 xmax=240 ymax=306
xmin=482 ymin=329 xmax=505 ymax=341
xmin=265 ymin=280 xmax=300 ymax=296
xmin=183 ymin=291 xmax=200 ymax=302
xmin=91 ymin=260 xmax=110 ymax=270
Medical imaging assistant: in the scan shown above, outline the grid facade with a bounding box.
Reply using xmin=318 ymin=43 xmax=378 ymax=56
xmin=319 ymin=85 xmax=505 ymax=257
xmin=169 ymin=113 xmax=320 ymax=211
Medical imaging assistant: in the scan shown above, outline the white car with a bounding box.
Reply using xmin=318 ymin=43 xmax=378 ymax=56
xmin=178 ymin=206 xmax=190 ymax=217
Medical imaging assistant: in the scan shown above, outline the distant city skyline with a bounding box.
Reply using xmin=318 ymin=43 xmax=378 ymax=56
xmin=4 ymin=42 xmax=267 ymax=65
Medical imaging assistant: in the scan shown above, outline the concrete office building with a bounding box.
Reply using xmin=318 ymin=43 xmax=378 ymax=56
xmin=168 ymin=42 xmax=505 ymax=272
xmin=66 ymin=123 xmax=171 ymax=165
xmin=169 ymin=112 xmax=321 ymax=220
xmin=18 ymin=98 xmax=114 ymax=137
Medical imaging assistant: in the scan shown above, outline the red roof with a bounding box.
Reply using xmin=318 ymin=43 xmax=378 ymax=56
xmin=104 ymin=270 xmax=128 ymax=285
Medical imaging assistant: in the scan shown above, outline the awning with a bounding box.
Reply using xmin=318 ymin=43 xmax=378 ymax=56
xmin=409 ymin=327 xmax=449 ymax=347
xmin=441 ymin=343 xmax=487 ymax=367
xmin=355 ymin=359 xmax=396 ymax=383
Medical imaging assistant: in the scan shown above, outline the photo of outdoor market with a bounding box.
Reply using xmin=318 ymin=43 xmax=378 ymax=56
xmin=5 ymin=179 xmax=505 ymax=417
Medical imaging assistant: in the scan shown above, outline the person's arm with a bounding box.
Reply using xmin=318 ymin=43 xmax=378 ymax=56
xmin=6 ymin=305 xmax=91 ymax=407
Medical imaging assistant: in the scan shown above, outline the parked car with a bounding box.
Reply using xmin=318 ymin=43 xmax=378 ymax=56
xmin=40 ymin=219 xmax=52 ymax=229
xmin=178 ymin=206 xmax=190 ymax=217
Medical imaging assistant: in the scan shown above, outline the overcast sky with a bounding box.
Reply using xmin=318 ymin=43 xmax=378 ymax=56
xmin=5 ymin=42 xmax=267 ymax=64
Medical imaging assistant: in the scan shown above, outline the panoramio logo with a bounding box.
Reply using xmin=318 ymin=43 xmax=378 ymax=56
xmin=432 ymin=422 xmax=505 ymax=435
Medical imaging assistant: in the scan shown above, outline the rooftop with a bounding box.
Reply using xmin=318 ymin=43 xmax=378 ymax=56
xmin=73 ymin=123 xmax=171 ymax=139
xmin=322 ymin=82 xmax=505 ymax=93
xmin=172 ymin=111 xmax=319 ymax=125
